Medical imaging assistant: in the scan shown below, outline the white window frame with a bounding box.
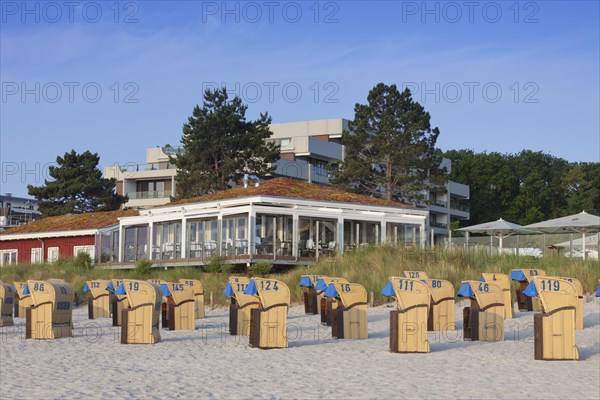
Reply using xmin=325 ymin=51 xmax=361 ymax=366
xmin=31 ymin=247 xmax=43 ymax=264
xmin=73 ymin=245 xmax=95 ymax=260
xmin=47 ymin=247 xmax=60 ymax=263
xmin=0 ymin=249 xmax=18 ymax=266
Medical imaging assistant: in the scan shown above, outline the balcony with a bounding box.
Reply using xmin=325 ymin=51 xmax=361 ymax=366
xmin=430 ymin=221 xmax=448 ymax=229
xmin=126 ymin=190 xmax=170 ymax=200
xmin=119 ymin=163 xmax=174 ymax=173
xmin=450 ymin=202 xmax=470 ymax=212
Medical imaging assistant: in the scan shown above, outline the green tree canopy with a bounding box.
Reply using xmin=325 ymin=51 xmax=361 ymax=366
xmin=444 ymin=149 xmax=599 ymax=226
xmin=173 ymin=88 xmax=280 ymax=199
xmin=28 ymin=150 xmax=127 ymax=216
xmin=332 ymin=83 xmax=446 ymax=203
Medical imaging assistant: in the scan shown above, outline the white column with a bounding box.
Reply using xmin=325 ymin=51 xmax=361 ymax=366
xmin=292 ymin=213 xmax=299 ymax=259
xmin=419 ymin=224 xmax=425 ymax=249
xmin=148 ymin=222 xmax=154 ymax=260
xmin=118 ymin=224 xmax=124 ymax=262
xmin=380 ymin=220 xmax=387 ymax=243
xmin=249 ymin=207 xmax=256 ymax=260
xmin=315 ymin=220 xmax=320 ymax=259
xmin=337 ymin=216 xmax=344 ymax=254
xmin=181 ymin=218 xmax=187 ymax=259
xmin=217 ymin=214 xmax=223 ymax=256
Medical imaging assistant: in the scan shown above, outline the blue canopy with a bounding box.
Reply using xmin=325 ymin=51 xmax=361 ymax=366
xmin=115 ymin=283 xmax=126 ymax=295
xmin=381 ymin=280 xmax=395 ymax=297
xmin=523 ymin=281 xmax=538 ymax=297
xmin=106 ymin=281 xmax=115 ymax=292
xmin=480 ymin=276 xmax=486 ymax=282
xmin=323 ymin=283 xmax=339 ymax=298
xmin=510 ymin=270 xmax=527 ymax=281
xmin=457 ymin=282 xmax=474 ymax=298
xmin=596 ymin=285 xmax=600 ymax=297
xmin=243 ymin=280 xmax=258 ymax=295
xmin=160 ymin=284 xmax=171 ymax=297
xmin=22 ymin=284 xmax=30 ymax=295
xmin=223 ymin=282 xmax=234 ymax=296
xmin=299 ymin=276 xmax=313 ymax=288
xmin=83 ymin=283 xmax=90 ymax=293
xmin=314 ymin=278 xmax=329 ymax=291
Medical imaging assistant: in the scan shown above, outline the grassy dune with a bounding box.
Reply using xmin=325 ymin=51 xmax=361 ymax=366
xmin=1 ymin=246 xmax=598 ymax=306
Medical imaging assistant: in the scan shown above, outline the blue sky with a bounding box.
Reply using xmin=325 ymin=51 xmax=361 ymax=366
xmin=1 ymin=1 xmax=599 ymax=197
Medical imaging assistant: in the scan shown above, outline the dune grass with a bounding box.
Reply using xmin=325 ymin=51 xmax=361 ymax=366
xmin=1 ymin=246 xmax=598 ymax=306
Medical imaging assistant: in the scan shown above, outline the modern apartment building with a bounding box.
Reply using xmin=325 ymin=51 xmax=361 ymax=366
xmin=0 ymin=194 xmax=41 ymax=231
xmin=104 ymin=146 xmax=179 ymax=208
xmin=103 ymin=118 xmax=470 ymax=244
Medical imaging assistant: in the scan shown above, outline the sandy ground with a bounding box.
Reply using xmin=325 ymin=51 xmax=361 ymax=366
xmin=1 ymin=300 xmax=599 ymax=399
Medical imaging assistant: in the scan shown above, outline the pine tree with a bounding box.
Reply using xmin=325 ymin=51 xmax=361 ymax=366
xmin=173 ymin=88 xmax=280 ymax=199
xmin=332 ymin=83 xmax=446 ymax=204
xmin=28 ymin=150 xmax=127 ymax=216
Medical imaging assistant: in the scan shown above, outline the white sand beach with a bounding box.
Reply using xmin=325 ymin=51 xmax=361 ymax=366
xmin=1 ymin=300 xmax=599 ymax=399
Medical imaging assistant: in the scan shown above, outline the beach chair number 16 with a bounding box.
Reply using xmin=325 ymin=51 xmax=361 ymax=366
xmin=340 ymin=283 xmax=351 ymax=292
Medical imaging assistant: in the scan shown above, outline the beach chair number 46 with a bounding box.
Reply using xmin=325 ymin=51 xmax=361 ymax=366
xmin=478 ymin=283 xmax=489 ymax=292
xmin=259 ymin=281 xmax=279 ymax=291
xmin=540 ymin=279 xmax=560 ymax=292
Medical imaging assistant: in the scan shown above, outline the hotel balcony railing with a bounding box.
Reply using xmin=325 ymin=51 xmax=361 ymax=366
xmin=432 ymin=201 xmax=448 ymax=208
xmin=430 ymin=222 xmax=448 ymax=229
xmin=450 ymin=202 xmax=470 ymax=212
xmin=119 ymin=163 xmax=175 ymax=172
xmin=126 ymin=190 xmax=170 ymax=199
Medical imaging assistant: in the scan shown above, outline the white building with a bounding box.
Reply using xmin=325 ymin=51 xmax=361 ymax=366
xmin=100 ymin=178 xmax=428 ymax=267
xmin=103 ymin=118 xmax=470 ymax=244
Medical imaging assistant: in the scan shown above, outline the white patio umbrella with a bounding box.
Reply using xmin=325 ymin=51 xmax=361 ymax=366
xmin=553 ymin=233 xmax=599 ymax=248
xmin=524 ymin=211 xmax=600 ymax=260
xmin=457 ymin=218 xmax=537 ymax=253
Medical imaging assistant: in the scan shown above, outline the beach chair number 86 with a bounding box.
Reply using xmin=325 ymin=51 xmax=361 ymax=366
xmin=33 ymin=283 xmax=45 ymax=291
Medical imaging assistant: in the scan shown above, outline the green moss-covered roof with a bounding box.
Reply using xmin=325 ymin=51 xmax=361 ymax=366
xmin=0 ymin=209 xmax=138 ymax=235
xmin=170 ymin=178 xmax=413 ymax=209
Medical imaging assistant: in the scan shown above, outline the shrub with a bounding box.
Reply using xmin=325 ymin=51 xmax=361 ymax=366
xmin=205 ymin=256 xmax=224 ymax=273
xmin=135 ymin=259 xmax=153 ymax=277
xmin=72 ymin=252 xmax=93 ymax=270
xmin=249 ymin=261 xmax=273 ymax=276
xmin=220 ymin=263 xmax=233 ymax=274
